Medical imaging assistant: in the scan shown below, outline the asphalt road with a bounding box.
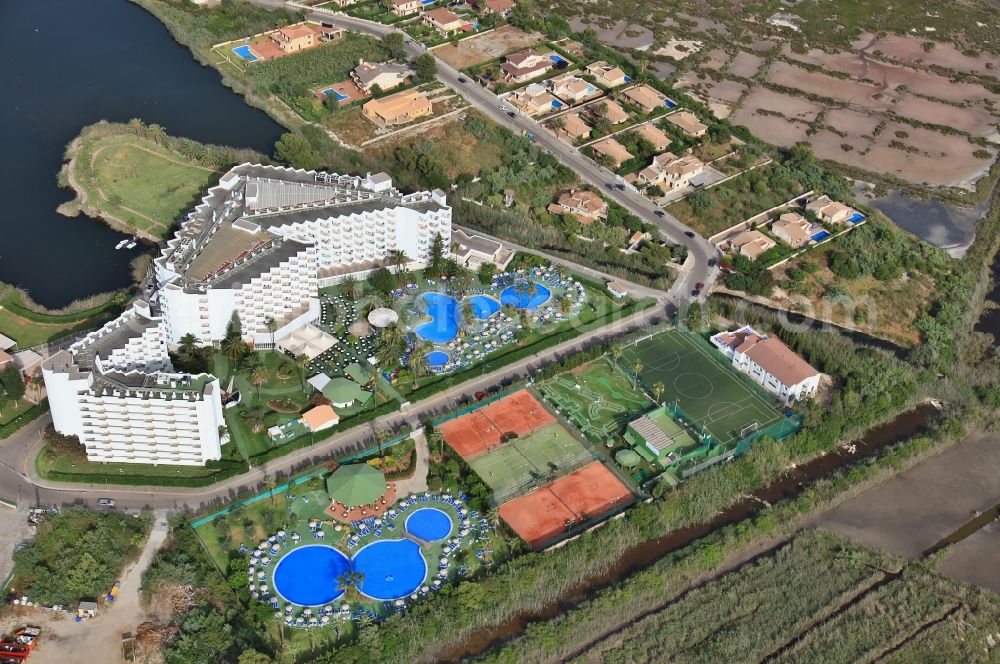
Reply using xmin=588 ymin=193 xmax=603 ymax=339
xmin=284 ymin=3 xmax=720 ymax=302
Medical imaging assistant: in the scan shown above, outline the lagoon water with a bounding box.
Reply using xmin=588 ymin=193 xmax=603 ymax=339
xmin=0 ymin=0 xmax=283 ymax=306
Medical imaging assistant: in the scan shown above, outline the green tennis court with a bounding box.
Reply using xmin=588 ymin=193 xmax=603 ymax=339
xmin=469 ymin=422 xmax=591 ymax=499
xmin=618 ymin=328 xmax=780 ymax=446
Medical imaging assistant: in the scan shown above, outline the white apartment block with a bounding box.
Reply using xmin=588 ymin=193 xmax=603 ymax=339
xmin=43 ymin=165 xmax=452 ymax=466
xmin=42 ymin=302 xmax=224 ymax=466
xmin=710 ymin=325 xmax=821 ymax=404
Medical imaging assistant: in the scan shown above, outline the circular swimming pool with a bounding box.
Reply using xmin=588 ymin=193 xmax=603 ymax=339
xmin=353 ymin=540 xmax=427 ymax=600
xmin=405 ymin=507 xmax=453 ymax=542
xmin=427 ymin=350 xmax=449 ymax=368
xmin=272 ymin=545 xmax=351 ymax=606
xmin=500 ymin=281 xmax=551 ymax=310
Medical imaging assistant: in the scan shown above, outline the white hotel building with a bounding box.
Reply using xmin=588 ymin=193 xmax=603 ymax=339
xmin=43 ymin=165 xmax=451 ymax=465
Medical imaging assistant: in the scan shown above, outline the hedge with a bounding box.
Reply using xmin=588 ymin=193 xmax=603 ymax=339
xmin=0 ymin=400 xmax=49 ymax=440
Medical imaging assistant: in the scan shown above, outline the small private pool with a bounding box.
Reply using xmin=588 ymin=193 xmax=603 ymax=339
xmin=232 ymin=44 xmax=258 ymax=62
xmin=500 ymin=281 xmax=552 ymax=310
xmin=405 ymin=508 xmax=453 ymax=542
xmin=550 ymin=54 xmax=567 ymax=64
xmin=811 ymin=230 xmax=831 ymax=242
xmin=272 ymin=545 xmax=351 ymax=606
xmin=353 ymin=540 xmax=428 ymax=600
xmin=321 ymin=87 xmax=349 ymax=101
xmin=848 ymin=212 xmax=866 ymax=224
xmin=664 ymin=98 xmax=678 ymax=109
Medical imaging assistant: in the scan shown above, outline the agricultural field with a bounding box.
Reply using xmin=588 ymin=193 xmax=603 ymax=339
xmin=433 ymin=25 xmax=546 ymax=70
xmin=576 ymin=530 xmax=1000 ymax=664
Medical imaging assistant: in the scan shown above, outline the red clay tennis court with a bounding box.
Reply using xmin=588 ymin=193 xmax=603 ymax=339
xmin=498 ymin=462 xmax=634 ymax=549
xmin=438 ymin=391 xmax=556 ymax=460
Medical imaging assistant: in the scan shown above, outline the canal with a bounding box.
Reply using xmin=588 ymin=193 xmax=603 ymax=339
xmin=0 ymin=0 xmax=284 ymax=308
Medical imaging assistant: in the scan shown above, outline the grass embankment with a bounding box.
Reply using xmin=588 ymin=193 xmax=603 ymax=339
xmin=0 ymin=283 xmax=123 ymax=348
xmin=60 ymin=121 xmax=264 ymax=240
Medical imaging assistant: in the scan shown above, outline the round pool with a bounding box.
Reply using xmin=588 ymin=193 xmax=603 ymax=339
xmin=405 ymin=507 xmax=453 ymax=542
xmin=500 ymin=281 xmax=551 ymax=310
xmin=415 ymin=292 xmax=459 ymax=343
xmin=352 ymin=540 xmax=427 ymax=600
xmin=272 ymin=545 xmax=351 ymax=606
xmin=427 ymin=350 xmax=449 ymax=368
xmin=469 ymin=294 xmax=501 ymax=319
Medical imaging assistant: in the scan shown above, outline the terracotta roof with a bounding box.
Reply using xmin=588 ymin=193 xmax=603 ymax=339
xmin=483 ymin=0 xmax=514 ymax=12
xmin=557 ymin=113 xmax=591 ymax=139
xmin=302 ymin=404 xmax=340 ymax=432
xmin=667 ymin=110 xmax=708 ymax=136
xmin=277 ymin=24 xmax=315 ymax=40
xmin=623 ymin=85 xmax=663 ymax=111
xmin=363 ymin=89 xmax=431 ymax=123
xmin=635 ymin=123 xmax=671 ymax=149
xmin=716 ymin=327 xmax=819 ymax=387
xmin=591 ymin=138 xmax=634 ymax=164
xmin=0 ymin=350 xmax=12 ymax=366
xmin=424 ymin=7 xmax=464 ymax=25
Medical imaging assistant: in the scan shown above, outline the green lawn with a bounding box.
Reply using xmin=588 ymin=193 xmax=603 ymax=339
xmin=0 ymin=307 xmax=115 ymax=349
xmin=537 ymin=358 xmax=652 ymax=441
xmin=82 ymin=136 xmax=218 ymax=238
xmin=0 ymin=399 xmax=36 ymax=427
xmin=618 ymin=328 xmax=781 ymax=446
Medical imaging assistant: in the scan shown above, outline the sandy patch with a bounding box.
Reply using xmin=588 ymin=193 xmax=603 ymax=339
xmin=567 ymin=19 xmax=654 ymax=50
xmin=704 ymin=78 xmax=748 ymax=103
xmin=735 ymin=85 xmax=823 ymax=122
xmin=655 ymin=39 xmax=702 ymax=60
xmin=823 ymin=108 xmax=882 ymax=137
xmin=700 ymin=48 xmax=730 ymax=71
xmin=727 ymin=51 xmax=765 ymax=78
xmin=433 ymin=25 xmax=544 ymax=70
xmin=729 ymin=107 xmax=810 ymax=147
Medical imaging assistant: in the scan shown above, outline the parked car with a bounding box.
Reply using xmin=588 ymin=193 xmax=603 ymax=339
xmin=654 ymin=210 xmax=665 ymax=218
xmin=506 ymin=111 xmax=517 ymax=118
xmin=707 ymin=258 xmax=717 ymax=267
xmin=691 ymin=289 xmax=701 ymax=297
xmin=458 ymin=76 xmax=467 ymax=83
xmin=685 ymin=230 xmax=695 ymax=238
xmin=695 ymin=282 xmax=705 ymax=290
xmin=97 ymin=498 xmax=115 ymax=507
xmin=615 ymin=184 xmax=625 ymax=190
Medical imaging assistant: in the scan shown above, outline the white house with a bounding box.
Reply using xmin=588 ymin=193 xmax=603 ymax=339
xmin=710 ymin=325 xmax=821 ymax=403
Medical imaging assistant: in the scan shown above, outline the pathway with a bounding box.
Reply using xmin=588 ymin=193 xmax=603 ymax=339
xmin=393 ymin=430 xmax=429 ymax=497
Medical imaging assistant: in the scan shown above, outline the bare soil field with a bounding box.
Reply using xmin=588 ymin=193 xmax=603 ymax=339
xmin=853 ymin=32 xmax=1000 ymax=77
xmin=729 ymin=106 xmax=810 ymax=146
xmin=812 ymin=431 xmax=1000 ymax=560
xmin=784 ymin=45 xmax=1000 ymax=105
xmin=433 ymin=26 xmax=545 ymax=70
xmin=737 ymin=85 xmax=824 ymax=122
xmin=703 ymin=78 xmax=748 ymax=103
xmin=766 ymin=61 xmax=998 ymax=137
xmin=726 ymin=51 xmax=765 ymax=78
xmin=675 ymin=12 xmax=730 ymax=36
xmin=700 ymin=48 xmax=729 ymax=71
xmin=567 ymin=19 xmax=653 ymax=50
xmin=823 ymin=107 xmax=882 ymax=136
xmin=937 ymin=520 xmax=1000 ymax=594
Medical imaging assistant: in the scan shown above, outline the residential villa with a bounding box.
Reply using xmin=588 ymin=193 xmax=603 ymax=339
xmin=592 ymin=99 xmax=629 ymax=125
xmin=710 ymin=325 xmax=822 ymax=403
xmin=271 ymin=23 xmax=319 ymax=53
xmin=450 ymin=228 xmax=515 ymax=270
xmin=807 ymin=195 xmax=855 ymax=225
xmin=547 ymin=189 xmax=608 ymax=223
xmin=585 ymin=60 xmax=629 ymax=87
xmin=392 ymin=0 xmax=423 ymax=16
xmin=422 ymin=7 xmax=467 ymax=34
xmin=726 ymin=229 xmax=776 ymax=260
xmin=363 ymin=89 xmax=432 ymax=126
xmin=552 ymin=112 xmax=591 ymax=141
xmin=351 ymin=61 xmax=414 ymax=92
xmin=548 ymin=72 xmax=599 ymax=104
xmin=637 ymin=152 xmax=704 ymax=189
xmin=771 ymin=212 xmax=812 ymax=248
xmin=509 ymin=83 xmax=560 ymax=116
xmin=666 ymin=110 xmax=708 ymax=138
xmin=501 ymin=49 xmax=554 ymax=84
xmin=623 ymin=85 xmax=665 ymax=114
xmin=44 ymin=164 xmax=452 ymax=466
xmin=479 ymin=0 xmax=515 ymax=15
xmin=591 ymin=138 xmax=634 ymax=167
xmin=635 ymin=122 xmax=671 ymax=151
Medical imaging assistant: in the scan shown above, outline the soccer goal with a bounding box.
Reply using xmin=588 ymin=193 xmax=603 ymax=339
xmin=739 ymin=422 xmax=760 ymax=438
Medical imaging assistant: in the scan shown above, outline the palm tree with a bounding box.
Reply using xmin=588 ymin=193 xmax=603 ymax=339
xmin=428 ymin=429 xmax=445 ymax=461
xmin=127 ymin=118 xmax=145 ymax=138
xmin=652 ymin=381 xmax=664 ymax=404
xmin=147 ymin=123 xmax=166 ymax=146
xmin=240 ymin=407 xmax=266 ymax=433
xmin=609 ymin=343 xmax=623 ymax=364
xmin=178 ymin=333 xmax=199 ymax=358
xmin=631 ymin=360 xmax=643 ymax=389
xmin=222 ymin=336 xmax=246 ymax=365
xmin=263 ymin=476 xmax=278 ymax=506
xmin=295 ymin=353 xmax=310 ymax=391
xmin=376 ymin=337 xmax=404 ymax=369
xmin=250 ymin=365 xmax=267 ymax=399
xmin=341 ymin=275 xmax=360 ymax=299
xmin=388 ymin=249 xmax=409 ymax=275
xmin=265 ymin=316 xmax=277 ymax=349
xmin=408 ymin=342 xmax=431 ymax=387
xmin=558 ymin=294 xmax=572 ymax=315
xmin=336 ymin=570 xmax=365 ymax=601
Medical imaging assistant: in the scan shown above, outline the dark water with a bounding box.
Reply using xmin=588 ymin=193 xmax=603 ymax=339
xmin=442 ymin=403 xmax=939 ymax=662
xmin=0 ymin=0 xmax=283 ymax=307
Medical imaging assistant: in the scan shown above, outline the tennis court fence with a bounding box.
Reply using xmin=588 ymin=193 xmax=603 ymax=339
xmin=492 ymin=452 xmax=597 ymax=506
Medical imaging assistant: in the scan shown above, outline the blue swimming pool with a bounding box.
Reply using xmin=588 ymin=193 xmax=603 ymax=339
xmin=427 ymin=350 xmax=450 ymax=367
xmin=272 ymin=545 xmax=351 ymax=606
xmin=232 ymin=45 xmax=258 ymax=62
xmin=405 ymin=508 xmax=453 ymax=542
xmin=353 ymin=540 xmax=427 ymax=600
xmin=469 ymin=294 xmax=500 ymax=319
xmin=664 ymin=98 xmax=678 ymax=109
xmin=415 ymin=292 xmax=459 ymax=343
xmin=550 ymin=54 xmax=566 ymax=64
xmin=811 ymin=230 xmax=831 ymax=242
xmin=848 ymin=212 xmax=866 ymax=224
xmin=500 ymin=281 xmax=551 ymax=310
xmin=321 ymin=87 xmax=349 ymax=101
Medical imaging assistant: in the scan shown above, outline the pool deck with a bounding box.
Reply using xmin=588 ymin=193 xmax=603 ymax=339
xmin=324 ymin=481 xmax=398 ymax=523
